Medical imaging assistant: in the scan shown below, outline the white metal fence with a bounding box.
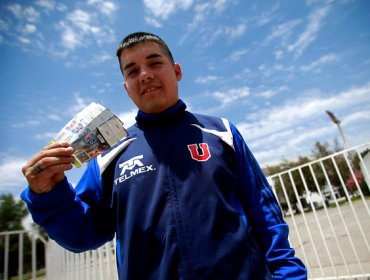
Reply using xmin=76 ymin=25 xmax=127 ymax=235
xmin=46 ymin=240 xmax=117 ymax=280
xmin=0 ymin=230 xmax=46 ymax=280
xmin=268 ymin=143 xmax=370 ymax=279
xmin=3 ymin=143 xmax=370 ymax=280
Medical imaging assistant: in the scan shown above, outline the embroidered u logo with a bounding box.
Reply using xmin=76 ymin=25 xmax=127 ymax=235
xmin=187 ymin=143 xmax=211 ymax=161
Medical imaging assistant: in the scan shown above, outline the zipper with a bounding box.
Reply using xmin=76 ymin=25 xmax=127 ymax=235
xmin=162 ymin=126 xmax=193 ymax=280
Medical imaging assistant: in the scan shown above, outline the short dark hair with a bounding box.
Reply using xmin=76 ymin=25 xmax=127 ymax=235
xmin=116 ymin=32 xmax=175 ymax=70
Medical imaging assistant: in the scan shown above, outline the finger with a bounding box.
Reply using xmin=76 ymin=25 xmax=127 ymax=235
xmin=29 ymin=163 xmax=74 ymax=194
xmin=42 ymin=141 xmax=71 ymax=151
xmin=24 ymin=153 xmax=75 ymax=177
xmin=26 ymin=145 xmax=74 ymax=168
xmin=30 ymin=163 xmax=43 ymax=175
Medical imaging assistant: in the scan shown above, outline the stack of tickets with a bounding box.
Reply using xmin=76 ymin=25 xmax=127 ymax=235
xmin=51 ymin=102 xmax=128 ymax=167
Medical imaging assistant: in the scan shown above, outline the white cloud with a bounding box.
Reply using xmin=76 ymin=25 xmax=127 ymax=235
xmin=0 ymin=157 xmax=28 ymax=195
xmin=236 ymin=82 xmax=370 ymax=165
xmin=60 ymin=24 xmax=81 ymax=49
xmin=188 ymin=0 xmax=232 ymax=30
xmin=117 ymin=108 xmax=138 ymax=128
xmin=2 ymin=4 xmax=44 ymax=51
xmin=48 ymin=114 xmax=62 ymax=121
xmin=258 ymin=63 xmax=296 ymax=79
xmin=67 ymin=9 xmax=94 ymax=34
xmin=227 ymin=48 xmax=248 ymax=61
xmin=210 ymin=86 xmax=250 ymax=107
xmin=225 ymin=23 xmax=246 ymax=38
xmin=190 ymin=3 xmax=210 ymax=27
xmin=264 ymin=19 xmax=302 ymax=45
xmin=87 ymin=0 xmax=116 ymax=16
xmin=300 ymin=53 xmax=339 ymax=72
xmin=24 ymin=6 xmax=41 ymax=22
xmin=252 ymin=125 xmax=342 ymax=165
xmin=18 ymin=37 xmax=32 ymax=45
xmin=67 ymin=93 xmax=92 ymax=116
xmin=6 ymin=3 xmax=40 ymax=23
xmin=252 ymin=106 xmax=370 ymax=166
xmin=1 ymin=1 xmax=116 ymax=55
xmin=6 ymin=4 xmax=23 ymax=19
xmin=251 ymin=124 xmax=346 ymax=166
xmin=259 ymin=87 xmax=289 ymax=99
xmin=36 ymin=0 xmax=56 ymax=11
xmin=12 ymin=119 xmax=41 ymax=128
xmin=197 ymin=22 xmax=247 ymax=48
xmin=143 ymin=0 xmax=193 ymax=20
xmin=195 ymin=75 xmax=218 ymax=84
xmin=177 ymin=0 xmax=236 ymax=46
xmin=274 ymin=50 xmax=284 ymax=60
xmin=342 ymin=109 xmax=370 ymax=126
xmin=92 ymin=53 xmax=112 ymax=64
xmin=101 ymin=2 xmax=116 ymax=16
xmin=288 ymin=4 xmax=331 ymax=57
xmin=36 ymin=0 xmax=66 ymax=12
xmin=34 ymin=132 xmax=57 ymax=140
xmin=6 ymin=4 xmax=40 ymax=23
xmin=250 ymin=129 xmax=295 ymax=150
xmin=256 ymin=3 xmax=279 ymax=26
xmin=23 ymin=24 xmax=37 ymax=35
xmin=259 ymin=90 xmax=276 ymax=99
xmin=213 ymin=0 xmax=230 ymax=13
xmin=145 ymin=17 xmax=163 ymax=28
xmin=58 ymin=8 xmax=116 ymax=51
xmin=0 ymin=19 xmax=8 ymax=31
xmin=229 ymin=68 xmax=251 ymax=81
xmin=55 ymin=3 xmax=68 ymax=12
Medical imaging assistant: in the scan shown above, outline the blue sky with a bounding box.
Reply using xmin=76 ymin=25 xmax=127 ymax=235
xmin=1 ymin=0 xmax=370 ymax=197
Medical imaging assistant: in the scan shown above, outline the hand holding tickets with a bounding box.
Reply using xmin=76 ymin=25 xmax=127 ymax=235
xmin=51 ymin=102 xmax=128 ymax=167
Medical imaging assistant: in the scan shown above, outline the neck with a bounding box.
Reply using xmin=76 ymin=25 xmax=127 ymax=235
xmin=136 ymin=99 xmax=186 ymax=128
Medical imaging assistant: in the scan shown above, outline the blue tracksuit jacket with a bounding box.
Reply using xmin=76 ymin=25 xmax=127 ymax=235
xmin=21 ymin=100 xmax=307 ymax=279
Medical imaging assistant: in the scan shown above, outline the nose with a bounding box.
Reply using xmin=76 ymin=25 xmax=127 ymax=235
xmin=140 ymin=67 xmax=154 ymax=83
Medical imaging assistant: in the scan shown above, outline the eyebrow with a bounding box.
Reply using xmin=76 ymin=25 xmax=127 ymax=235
xmin=123 ymin=53 xmax=163 ymax=72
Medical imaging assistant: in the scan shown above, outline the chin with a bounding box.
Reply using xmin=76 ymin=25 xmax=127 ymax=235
xmin=142 ymin=99 xmax=171 ymax=114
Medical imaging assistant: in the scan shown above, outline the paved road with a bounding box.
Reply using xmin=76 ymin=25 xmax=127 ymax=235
xmin=285 ymin=199 xmax=370 ymax=279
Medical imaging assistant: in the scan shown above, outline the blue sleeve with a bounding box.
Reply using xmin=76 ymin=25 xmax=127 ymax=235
xmin=20 ymin=159 xmax=115 ymax=253
xmin=230 ymin=122 xmax=307 ymax=279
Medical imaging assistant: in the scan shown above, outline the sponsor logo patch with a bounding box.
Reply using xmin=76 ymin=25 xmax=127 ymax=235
xmin=114 ymin=155 xmax=156 ymax=184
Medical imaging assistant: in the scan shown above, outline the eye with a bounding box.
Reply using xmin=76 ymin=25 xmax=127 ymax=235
xmin=127 ymin=68 xmax=138 ymax=77
xmin=151 ymin=61 xmax=162 ymax=66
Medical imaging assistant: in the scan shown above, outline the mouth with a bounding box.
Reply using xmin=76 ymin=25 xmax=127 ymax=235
xmin=142 ymin=86 xmax=161 ymax=95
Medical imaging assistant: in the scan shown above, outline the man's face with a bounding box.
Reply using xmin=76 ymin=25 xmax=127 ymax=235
xmin=120 ymin=41 xmax=182 ymax=114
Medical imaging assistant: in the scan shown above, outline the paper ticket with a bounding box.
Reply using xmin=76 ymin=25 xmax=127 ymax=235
xmin=51 ymin=102 xmax=128 ymax=167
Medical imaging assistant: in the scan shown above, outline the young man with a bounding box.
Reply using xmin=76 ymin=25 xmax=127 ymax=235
xmin=21 ymin=32 xmax=307 ymax=279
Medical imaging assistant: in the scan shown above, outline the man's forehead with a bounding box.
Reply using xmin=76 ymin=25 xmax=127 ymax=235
xmin=121 ymin=41 xmax=163 ymax=58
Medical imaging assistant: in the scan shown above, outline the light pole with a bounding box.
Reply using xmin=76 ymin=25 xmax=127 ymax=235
xmin=326 ymin=110 xmax=351 ymax=149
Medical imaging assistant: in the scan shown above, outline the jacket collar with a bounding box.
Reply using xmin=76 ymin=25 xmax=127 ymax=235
xmin=135 ymin=99 xmax=187 ymax=128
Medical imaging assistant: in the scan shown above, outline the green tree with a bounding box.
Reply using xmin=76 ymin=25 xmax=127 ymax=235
xmin=0 ymin=194 xmax=28 ymax=231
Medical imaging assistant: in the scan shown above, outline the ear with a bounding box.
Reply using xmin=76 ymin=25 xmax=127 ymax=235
xmin=174 ymin=63 xmax=182 ymax=81
xmin=123 ymin=82 xmax=131 ymax=96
